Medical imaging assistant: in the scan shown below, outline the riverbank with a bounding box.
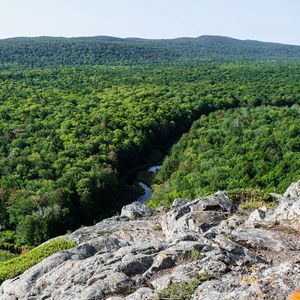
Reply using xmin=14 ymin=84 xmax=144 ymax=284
xmin=136 ymin=165 xmax=161 ymax=203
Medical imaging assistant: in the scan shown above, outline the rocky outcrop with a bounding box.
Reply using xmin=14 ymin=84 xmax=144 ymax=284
xmin=120 ymin=202 xmax=153 ymax=219
xmin=284 ymin=180 xmax=300 ymax=198
xmin=1 ymin=181 xmax=300 ymax=300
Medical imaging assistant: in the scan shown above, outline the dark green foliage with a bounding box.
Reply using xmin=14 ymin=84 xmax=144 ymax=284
xmin=1 ymin=36 xmax=300 ymax=69
xmin=0 ymin=250 xmax=17 ymax=262
xmin=136 ymin=170 xmax=155 ymax=186
xmin=0 ymin=230 xmax=21 ymax=253
xmin=0 ymin=63 xmax=299 ymax=245
xmin=227 ymin=188 xmax=277 ymax=212
xmin=150 ymin=106 xmax=300 ymax=206
xmin=0 ymin=238 xmax=77 ymax=283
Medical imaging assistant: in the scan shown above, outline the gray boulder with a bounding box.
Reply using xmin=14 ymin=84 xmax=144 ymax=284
xmin=284 ymin=180 xmax=300 ymax=198
xmin=171 ymin=198 xmax=190 ymax=208
xmin=121 ymin=202 xmax=153 ymax=219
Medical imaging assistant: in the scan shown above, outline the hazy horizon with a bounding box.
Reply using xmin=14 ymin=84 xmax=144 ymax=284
xmin=1 ymin=0 xmax=300 ymax=45
xmin=1 ymin=34 xmax=300 ymax=47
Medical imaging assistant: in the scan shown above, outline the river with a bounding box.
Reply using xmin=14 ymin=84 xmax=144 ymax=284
xmin=136 ymin=165 xmax=161 ymax=203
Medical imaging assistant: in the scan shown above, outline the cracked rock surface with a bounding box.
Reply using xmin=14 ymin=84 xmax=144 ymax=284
xmin=1 ymin=180 xmax=300 ymax=299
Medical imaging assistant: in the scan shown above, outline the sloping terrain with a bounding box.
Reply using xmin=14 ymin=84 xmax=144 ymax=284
xmin=1 ymin=64 xmax=299 ymax=248
xmin=150 ymin=105 xmax=300 ymax=206
xmin=1 ymin=35 xmax=300 ymax=68
xmin=1 ymin=180 xmax=300 ymax=299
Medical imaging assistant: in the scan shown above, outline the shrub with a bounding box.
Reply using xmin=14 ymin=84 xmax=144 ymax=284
xmin=157 ymin=273 xmax=214 ymax=300
xmin=0 ymin=230 xmax=22 ymax=253
xmin=0 ymin=238 xmax=77 ymax=283
xmin=226 ymin=188 xmax=276 ymax=212
xmin=0 ymin=250 xmax=17 ymax=262
xmin=152 ymin=223 xmax=162 ymax=231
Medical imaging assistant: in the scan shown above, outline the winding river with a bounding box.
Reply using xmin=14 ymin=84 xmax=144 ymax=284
xmin=137 ymin=165 xmax=161 ymax=203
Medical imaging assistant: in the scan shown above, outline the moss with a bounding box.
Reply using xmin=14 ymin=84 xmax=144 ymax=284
xmin=0 ymin=238 xmax=77 ymax=283
xmin=156 ymin=273 xmax=214 ymax=300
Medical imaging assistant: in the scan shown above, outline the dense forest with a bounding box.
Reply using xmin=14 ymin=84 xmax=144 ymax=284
xmin=0 ymin=63 xmax=299 ymax=247
xmin=149 ymin=105 xmax=300 ymax=207
xmin=1 ymin=35 xmax=300 ymax=68
xmin=0 ymin=36 xmax=299 ymax=260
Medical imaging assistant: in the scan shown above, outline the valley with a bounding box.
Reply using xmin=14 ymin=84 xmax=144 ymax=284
xmin=0 ymin=37 xmax=299 ymax=298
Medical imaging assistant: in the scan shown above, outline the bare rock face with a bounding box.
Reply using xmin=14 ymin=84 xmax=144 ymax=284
xmin=284 ymin=180 xmax=300 ymax=198
xmin=120 ymin=202 xmax=153 ymax=219
xmin=1 ymin=181 xmax=300 ymax=300
xmin=193 ymin=261 xmax=300 ymax=300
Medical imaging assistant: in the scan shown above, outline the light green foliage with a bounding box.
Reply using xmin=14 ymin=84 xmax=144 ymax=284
xmin=157 ymin=273 xmax=214 ymax=300
xmin=151 ymin=106 xmax=300 ymax=207
xmin=0 ymin=238 xmax=77 ymax=283
xmin=0 ymin=63 xmax=299 ymax=246
xmin=152 ymin=223 xmax=162 ymax=231
xmin=190 ymin=249 xmax=201 ymax=261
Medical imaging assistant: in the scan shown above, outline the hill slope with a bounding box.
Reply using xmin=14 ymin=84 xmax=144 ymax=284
xmin=1 ymin=181 xmax=300 ymax=299
xmin=1 ymin=35 xmax=300 ymax=68
xmin=150 ymin=105 xmax=300 ymax=206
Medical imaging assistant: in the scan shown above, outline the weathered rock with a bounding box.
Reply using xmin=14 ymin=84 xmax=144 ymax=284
xmin=231 ymin=228 xmax=295 ymax=252
xmin=171 ymin=198 xmax=190 ymax=208
xmin=284 ymin=180 xmax=300 ymax=198
xmin=161 ymin=192 xmax=231 ymax=241
xmin=264 ymin=198 xmax=300 ymax=230
xmin=193 ymin=262 xmax=300 ymax=300
xmin=107 ymin=287 xmax=155 ymax=300
xmin=121 ymin=202 xmax=153 ymax=219
xmin=187 ymin=210 xmax=228 ymax=233
xmin=126 ymin=287 xmax=155 ymax=299
xmin=0 ymin=218 xmax=164 ymax=300
xmin=1 ymin=182 xmax=300 ymax=300
xmin=192 ymin=191 xmax=232 ymax=213
xmin=245 ymin=207 xmax=268 ymax=227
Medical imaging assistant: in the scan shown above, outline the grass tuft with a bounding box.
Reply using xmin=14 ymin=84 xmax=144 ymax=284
xmin=156 ymin=273 xmax=214 ymax=300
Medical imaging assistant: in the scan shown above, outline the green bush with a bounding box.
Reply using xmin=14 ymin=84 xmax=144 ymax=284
xmin=227 ymin=188 xmax=276 ymax=212
xmin=0 ymin=238 xmax=77 ymax=283
xmin=0 ymin=230 xmax=22 ymax=253
xmin=0 ymin=250 xmax=17 ymax=262
xmin=157 ymin=273 xmax=214 ymax=300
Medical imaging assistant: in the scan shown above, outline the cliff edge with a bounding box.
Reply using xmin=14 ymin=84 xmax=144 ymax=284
xmin=1 ymin=181 xmax=300 ymax=300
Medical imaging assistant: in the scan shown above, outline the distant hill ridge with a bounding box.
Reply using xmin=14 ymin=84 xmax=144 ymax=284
xmin=1 ymin=35 xmax=300 ymax=68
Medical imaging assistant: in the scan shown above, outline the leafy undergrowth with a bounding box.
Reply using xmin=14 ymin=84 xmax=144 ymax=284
xmin=0 ymin=238 xmax=77 ymax=284
xmin=0 ymin=250 xmax=17 ymax=262
xmin=226 ymin=188 xmax=277 ymax=213
xmin=156 ymin=273 xmax=214 ymax=300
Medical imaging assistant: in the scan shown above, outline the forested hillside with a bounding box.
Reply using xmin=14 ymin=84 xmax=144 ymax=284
xmin=0 ymin=63 xmax=299 ymax=249
xmin=150 ymin=105 xmax=300 ymax=207
xmin=1 ymin=35 xmax=300 ymax=68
